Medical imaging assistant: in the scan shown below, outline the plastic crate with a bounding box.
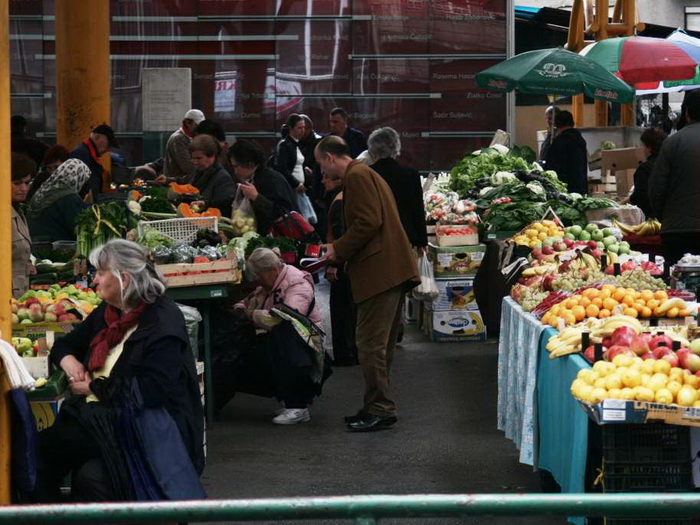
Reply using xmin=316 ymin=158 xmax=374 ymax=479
xmin=137 ymin=217 xmax=218 ymax=245
xmin=601 ymin=424 xmax=693 ymax=493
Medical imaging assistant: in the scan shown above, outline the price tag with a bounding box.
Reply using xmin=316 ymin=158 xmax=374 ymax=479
xmin=209 ymin=289 xmax=224 ymax=298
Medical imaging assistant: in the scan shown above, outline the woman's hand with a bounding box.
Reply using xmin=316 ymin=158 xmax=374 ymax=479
xmin=238 ymin=181 xmax=259 ymax=201
xmin=155 ymin=174 xmax=168 ymax=186
xmin=69 ymin=377 xmax=93 ymax=396
xmin=60 ymin=355 xmax=87 ymax=382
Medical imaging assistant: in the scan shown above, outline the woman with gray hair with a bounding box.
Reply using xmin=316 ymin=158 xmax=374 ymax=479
xmin=34 ymin=239 xmax=204 ymax=503
xmin=369 ymin=127 xmax=427 ymax=249
xmin=234 ymin=247 xmax=327 ymax=425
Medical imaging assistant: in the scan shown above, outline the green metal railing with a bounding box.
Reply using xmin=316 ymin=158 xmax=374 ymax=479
xmin=2 ymin=494 xmax=700 ymax=523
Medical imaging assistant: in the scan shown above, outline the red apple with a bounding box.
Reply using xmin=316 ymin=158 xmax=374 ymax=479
xmin=602 ymin=337 xmax=613 ymax=348
xmin=584 ymin=345 xmax=596 ymax=362
xmin=649 ymin=334 xmax=674 ymax=350
xmin=641 ymin=352 xmax=656 ymax=360
xmin=531 ymin=249 xmax=543 ymax=259
xmin=680 ymin=353 xmax=700 ymax=373
xmin=662 ymin=352 xmax=680 ymax=367
xmin=653 ymin=346 xmax=674 ymax=359
xmin=630 ymin=335 xmax=651 ymax=356
xmin=677 ymin=348 xmax=691 ymax=361
xmin=53 ymin=304 xmax=66 ymax=317
xmin=57 ymin=314 xmax=73 ymax=322
xmin=24 ymin=297 xmax=40 ymax=307
xmin=563 ymin=238 xmax=574 ymax=248
xmin=612 ymin=326 xmax=637 ymax=347
xmin=604 ymin=345 xmax=634 ymax=362
xmin=542 ymin=274 xmax=556 ymax=291
xmin=587 ymin=240 xmax=598 ymax=250
xmin=542 ymin=245 xmax=554 ymax=255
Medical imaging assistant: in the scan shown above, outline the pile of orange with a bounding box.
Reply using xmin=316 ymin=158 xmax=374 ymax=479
xmin=541 ymin=285 xmax=690 ymax=328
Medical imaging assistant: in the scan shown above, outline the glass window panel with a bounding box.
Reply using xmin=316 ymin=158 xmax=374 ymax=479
xmin=353 ymin=58 xmax=429 ymax=95
xmin=429 ymin=136 xmax=492 ymax=172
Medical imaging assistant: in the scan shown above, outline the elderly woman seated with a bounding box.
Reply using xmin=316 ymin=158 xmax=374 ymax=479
xmin=234 ymin=247 xmax=328 ymax=425
xmin=34 ymin=239 xmax=204 ymax=502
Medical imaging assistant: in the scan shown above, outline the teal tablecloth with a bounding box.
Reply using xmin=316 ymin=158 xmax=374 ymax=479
xmin=536 ymin=327 xmax=590 ymax=494
xmin=497 ymin=298 xmax=546 ymax=466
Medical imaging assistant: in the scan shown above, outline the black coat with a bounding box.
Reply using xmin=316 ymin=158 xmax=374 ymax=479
xmin=341 ymin=128 xmax=368 ymax=159
xmin=370 ymin=158 xmax=428 ymax=247
xmin=544 ymin=128 xmax=589 ymax=195
xmin=649 ymin=122 xmax=700 ymax=234
xmin=191 ymin=163 xmax=237 ymax=216
xmin=50 ymin=296 xmax=205 ymax=476
xmin=629 ymin=154 xmax=656 ymax=219
xmin=249 ymin=166 xmax=299 ymax=234
xmin=275 ymin=136 xmax=304 ymax=191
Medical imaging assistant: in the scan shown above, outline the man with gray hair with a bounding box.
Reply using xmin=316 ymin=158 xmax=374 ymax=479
xmin=160 ymin=109 xmax=205 ymax=182
xmin=316 ymin=135 xmax=419 ymax=432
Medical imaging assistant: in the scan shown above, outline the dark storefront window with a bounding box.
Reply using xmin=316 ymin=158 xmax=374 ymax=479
xmin=10 ymin=0 xmax=508 ymax=171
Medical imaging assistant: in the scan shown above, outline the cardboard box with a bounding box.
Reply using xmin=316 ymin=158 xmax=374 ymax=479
xmin=580 ymin=398 xmax=700 ymax=428
xmin=157 ymin=258 xmax=241 ymax=288
xmin=429 ymin=310 xmax=487 ymax=343
xmin=429 ymin=243 xmax=486 ymax=278
xmin=21 ymin=356 xmax=49 ymax=379
xmin=431 ymin=279 xmax=478 ymax=311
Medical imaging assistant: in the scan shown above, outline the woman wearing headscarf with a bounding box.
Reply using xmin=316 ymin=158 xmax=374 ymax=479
xmin=11 ymin=153 xmax=36 ymax=297
xmin=27 ymin=158 xmax=90 ymax=243
xmin=34 ymin=239 xmax=204 ymax=502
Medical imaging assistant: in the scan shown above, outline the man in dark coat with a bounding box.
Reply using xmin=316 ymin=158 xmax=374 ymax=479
xmin=328 ymin=107 xmax=367 ymax=159
xmin=629 ymin=127 xmax=667 ymax=219
xmin=543 ymin=110 xmax=589 ymax=195
xmin=649 ymin=90 xmax=700 ymax=266
xmin=368 ymin=127 xmax=428 ymax=249
xmin=69 ymin=123 xmax=119 ymax=197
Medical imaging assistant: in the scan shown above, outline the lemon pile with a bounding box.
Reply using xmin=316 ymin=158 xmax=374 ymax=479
xmin=571 ymin=354 xmax=700 ymax=407
xmin=513 ymin=220 xmax=564 ymax=248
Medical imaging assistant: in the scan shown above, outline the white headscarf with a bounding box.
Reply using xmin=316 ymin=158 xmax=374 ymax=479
xmin=28 ymin=159 xmax=91 ymax=213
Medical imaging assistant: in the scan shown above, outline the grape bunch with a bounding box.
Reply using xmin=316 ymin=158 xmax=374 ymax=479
xmin=519 ymin=287 xmax=550 ymax=312
xmin=611 ymin=269 xmax=666 ymax=291
xmin=552 ymin=268 xmax=606 ymax=292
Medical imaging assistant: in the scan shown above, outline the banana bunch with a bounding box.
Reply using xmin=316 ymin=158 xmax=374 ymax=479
xmin=547 ymin=327 xmax=584 ymax=359
xmin=590 ymin=315 xmax=643 ymax=338
xmin=656 ymin=297 xmax=686 ymax=315
xmin=613 ymin=218 xmax=661 ymax=237
xmin=521 ymin=264 xmax=557 ymax=277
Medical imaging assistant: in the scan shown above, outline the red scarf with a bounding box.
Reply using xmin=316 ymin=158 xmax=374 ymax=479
xmin=88 ymin=302 xmax=146 ymax=372
xmin=83 ymin=138 xmax=103 ymax=166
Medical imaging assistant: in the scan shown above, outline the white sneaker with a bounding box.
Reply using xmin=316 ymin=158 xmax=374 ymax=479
xmin=272 ymin=408 xmax=311 ymax=425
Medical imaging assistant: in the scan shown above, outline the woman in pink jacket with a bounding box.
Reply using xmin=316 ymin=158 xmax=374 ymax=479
xmin=235 ymin=248 xmax=327 ymax=425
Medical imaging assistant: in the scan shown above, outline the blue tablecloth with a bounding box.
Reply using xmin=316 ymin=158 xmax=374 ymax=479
xmin=497 ymin=298 xmax=546 ymax=466
xmin=537 ymin=327 xmax=591 ymax=495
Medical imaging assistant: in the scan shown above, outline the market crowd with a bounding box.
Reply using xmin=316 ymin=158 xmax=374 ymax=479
xmin=10 ymin=107 xmax=426 ymax=503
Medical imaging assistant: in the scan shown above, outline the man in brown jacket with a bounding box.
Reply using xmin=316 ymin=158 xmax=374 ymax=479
xmin=316 ymin=136 xmax=419 ymax=432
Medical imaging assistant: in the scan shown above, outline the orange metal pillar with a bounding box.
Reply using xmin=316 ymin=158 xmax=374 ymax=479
xmin=0 ymin=0 xmax=13 ymax=504
xmin=55 ymin=0 xmax=111 ymax=173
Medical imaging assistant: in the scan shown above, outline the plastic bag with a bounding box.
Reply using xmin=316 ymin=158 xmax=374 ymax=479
xmin=296 ymin=192 xmax=318 ymax=225
xmin=231 ymin=186 xmax=257 ymax=236
xmin=413 ymin=254 xmax=439 ymax=301
xmin=176 ymin=303 xmax=202 ymax=359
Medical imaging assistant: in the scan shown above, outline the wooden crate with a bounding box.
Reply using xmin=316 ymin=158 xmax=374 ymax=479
xmin=157 ymin=258 xmax=240 ymax=288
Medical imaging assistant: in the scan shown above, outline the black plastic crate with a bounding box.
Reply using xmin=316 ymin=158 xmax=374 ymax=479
xmin=601 ymin=424 xmax=693 ymax=493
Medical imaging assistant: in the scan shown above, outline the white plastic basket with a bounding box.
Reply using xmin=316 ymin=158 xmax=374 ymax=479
xmin=137 ymin=217 xmax=218 ymax=244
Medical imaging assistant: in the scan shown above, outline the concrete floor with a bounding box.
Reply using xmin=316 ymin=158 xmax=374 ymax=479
xmin=200 ymin=298 xmax=566 ymax=524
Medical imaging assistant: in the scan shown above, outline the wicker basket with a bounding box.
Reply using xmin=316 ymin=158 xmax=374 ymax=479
xmin=137 ymin=217 xmax=218 ymax=245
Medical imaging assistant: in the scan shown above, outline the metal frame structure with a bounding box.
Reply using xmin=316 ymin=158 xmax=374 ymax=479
xmin=2 ymin=494 xmax=700 ymax=523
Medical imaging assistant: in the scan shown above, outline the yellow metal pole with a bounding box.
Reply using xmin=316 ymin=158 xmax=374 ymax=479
xmin=0 ymin=0 xmax=13 ymax=504
xmin=55 ymin=0 xmax=111 ymax=184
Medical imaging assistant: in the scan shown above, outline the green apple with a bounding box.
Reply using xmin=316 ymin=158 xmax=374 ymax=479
xmin=579 ymin=230 xmax=591 ymax=241
xmin=607 ymin=244 xmax=620 ymax=254
xmin=569 ymin=225 xmax=583 ymax=237
xmin=585 ymin=223 xmax=599 ymax=233
xmin=602 ymin=228 xmax=613 ymax=237
xmin=619 ymin=241 xmax=630 ymax=255
xmin=564 ymin=233 xmax=576 ymax=241
xmin=603 ymin=235 xmax=617 ymax=247
xmin=543 ymin=238 xmax=555 ymax=247
xmin=592 ymin=230 xmax=605 ymax=241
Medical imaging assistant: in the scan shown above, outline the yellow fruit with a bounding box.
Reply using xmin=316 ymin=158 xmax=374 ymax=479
xmin=693 ymin=401 xmax=700 ymax=409
xmin=683 ymin=375 xmax=700 ymax=389
xmin=633 ymin=386 xmax=655 ymax=402
xmin=590 ymin=388 xmax=608 ymax=404
xmin=654 ymin=290 xmax=669 ymax=302
xmin=641 ymin=360 xmax=656 ymax=374
xmin=577 ymin=369 xmax=592 ymax=382
xmin=653 ymin=360 xmax=672 ymax=375
xmin=538 ymin=232 xmax=548 ymax=240
xmin=578 ymin=384 xmax=594 ymax=402
xmin=655 ymin=388 xmax=674 ymax=404
xmin=667 ymin=307 xmax=680 ymax=318
xmin=603 ymin=298 xmax=618 ymax=311
xmin=622 ymin=369 xmax=642 ymax=388
xmin=612 ymin=355 xmax=634 ymax=368
xmin=623 ymin=308 xmax=639 ymax=318
xmin=647 ymin=374 xmax=668 ymax=392
xmin=669 ymin=368 xmax=685 ymax=382
xmin=607 ymin=388 xmax=622 ymax=399
xmin=594 ymin=378 xmax=607 ymax=389
xmin=677 ymin=387 xmax=697 ymax=406
xmin=619 ymin=387 xmax=636 ymax=400
xmin=605 ymin=374 xmax=623 ymax=390
xmin=667 ymin=380 xmax=683 ymax=397
xmin=572 ymin=305 xmax=586 ymax=322
xmin=599 ymin=308 xmax=612 ymax=319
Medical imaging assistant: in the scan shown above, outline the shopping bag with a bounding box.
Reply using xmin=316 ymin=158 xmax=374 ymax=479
xmin=267 ymin=210 xmax=318 ymax=242
xmin=413 ymin=253 xmax=439 ymax=301
xmin=231 ymin=186 xmax=257 ymax=235
xmin=296 ymin=192 xmax=318 ymax=225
